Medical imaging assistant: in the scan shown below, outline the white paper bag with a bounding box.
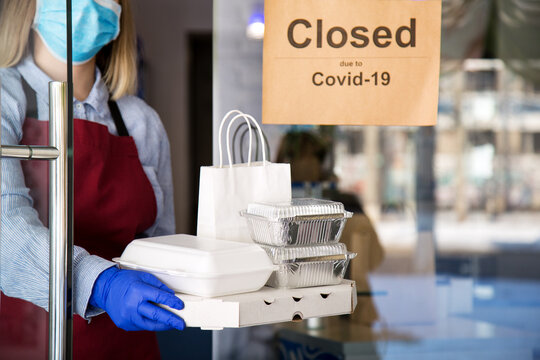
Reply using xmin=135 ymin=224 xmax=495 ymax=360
xmin=197 ymin=111 xmax=292 ymax=243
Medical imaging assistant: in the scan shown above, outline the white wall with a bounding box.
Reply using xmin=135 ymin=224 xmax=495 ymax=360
xmin=131 ymin=0 xmax=212 ymax=233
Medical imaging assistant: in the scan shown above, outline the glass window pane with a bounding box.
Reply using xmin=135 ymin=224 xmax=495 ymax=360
xmin=213 ymin=1 xmax=540 ymax=359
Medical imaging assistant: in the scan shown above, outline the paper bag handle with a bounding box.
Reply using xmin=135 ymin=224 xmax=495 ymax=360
xmin=226 ymin=114 xmax=267 ymax=167
xmin=218 ymin=110 xmax=252 ymax=168
xmin=218 ymin=110 xmax=267 ymax=168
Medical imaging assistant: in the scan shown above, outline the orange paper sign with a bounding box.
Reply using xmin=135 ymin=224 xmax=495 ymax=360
xmin=262 ymin=0 xmax=442 ymax=126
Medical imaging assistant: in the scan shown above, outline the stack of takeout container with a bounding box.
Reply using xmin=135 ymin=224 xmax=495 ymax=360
xmin=241 ymin=198 xmax=356 ymax=288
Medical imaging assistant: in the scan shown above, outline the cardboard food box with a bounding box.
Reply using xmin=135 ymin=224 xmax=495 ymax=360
xmin=167 ymin=281 xmax=357 ymax=330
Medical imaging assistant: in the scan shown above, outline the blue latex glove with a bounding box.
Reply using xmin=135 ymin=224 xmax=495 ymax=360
xmin=90 ymin=267 xmax=185 ymax=331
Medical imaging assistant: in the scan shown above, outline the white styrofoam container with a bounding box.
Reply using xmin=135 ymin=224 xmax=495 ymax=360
xmin=113 ymin=234 xmax=275 ymax=297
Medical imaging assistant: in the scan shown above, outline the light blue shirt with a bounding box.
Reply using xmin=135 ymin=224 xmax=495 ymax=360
xmin=0 ymin=56 xmax=175 ymax=318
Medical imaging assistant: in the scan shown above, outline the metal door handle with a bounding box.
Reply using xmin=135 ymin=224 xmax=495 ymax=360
xmin=1 ymin=81 xmax=71 ymax=360
xmin=1 ymin=145 xmax=59 ymax=159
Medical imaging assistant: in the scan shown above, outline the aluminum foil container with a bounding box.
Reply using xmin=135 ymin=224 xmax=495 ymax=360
xmin=241 ymin=199 xmax=353 ymax=246
xmin=260 ymin=243 xmax=357 ymax=288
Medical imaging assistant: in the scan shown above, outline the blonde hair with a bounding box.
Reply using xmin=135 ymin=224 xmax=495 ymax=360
xmin=0 ymin=0 xmax=137 ymax=99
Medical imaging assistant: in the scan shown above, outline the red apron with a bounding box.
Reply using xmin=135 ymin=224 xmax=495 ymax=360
xmin=0 ymin=80 xmax=160 ymax=359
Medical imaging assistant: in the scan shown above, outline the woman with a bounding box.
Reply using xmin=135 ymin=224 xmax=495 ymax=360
xmin=0 ymin=0 xmax=185 ymax=358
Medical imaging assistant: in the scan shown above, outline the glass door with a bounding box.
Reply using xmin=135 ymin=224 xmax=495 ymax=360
xmin=1 ymin=0 xmax=73 ymax=359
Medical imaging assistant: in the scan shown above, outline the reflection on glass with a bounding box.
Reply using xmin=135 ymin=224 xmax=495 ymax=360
xmin=208 ymin=0 xmax=540 ymax=358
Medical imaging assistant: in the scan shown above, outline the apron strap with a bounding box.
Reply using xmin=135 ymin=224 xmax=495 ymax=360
xmin=107 ymin=100 xmax=130 ymax=137
xmin=21 ymin=76 xmax=38 ymax=119
xmin=20 ymin=74 xmax=130 ymax=137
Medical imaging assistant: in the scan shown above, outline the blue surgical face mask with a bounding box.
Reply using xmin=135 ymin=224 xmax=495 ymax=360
xmin=33 ymin=0 xmax=122 ymax=64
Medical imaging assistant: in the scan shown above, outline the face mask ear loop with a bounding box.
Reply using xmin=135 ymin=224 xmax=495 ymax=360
xmin=218 ymin=110 xmax=244 ymax=168
xmin=226 ymin=114 xmax=253 ymax=169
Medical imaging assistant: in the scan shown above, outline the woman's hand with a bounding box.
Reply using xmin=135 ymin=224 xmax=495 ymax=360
xmin=90 ymin=267 xmax=185 ymax=331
